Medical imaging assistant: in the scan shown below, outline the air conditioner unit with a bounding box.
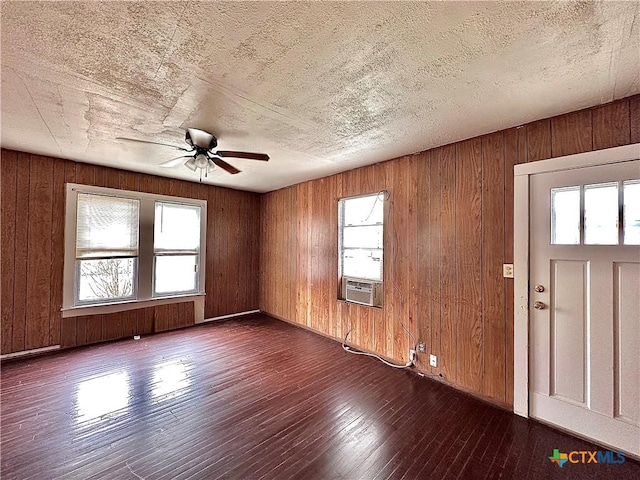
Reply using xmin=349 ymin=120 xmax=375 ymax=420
xmin=343 ymin=277 xmax=383 ymax=307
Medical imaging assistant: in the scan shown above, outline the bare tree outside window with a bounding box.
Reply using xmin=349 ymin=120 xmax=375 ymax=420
xmin=79 ymin=258 xmax=134 ymax=301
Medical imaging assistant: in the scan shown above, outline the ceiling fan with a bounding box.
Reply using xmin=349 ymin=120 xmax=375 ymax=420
xmin=117 ymin=128 xmax=269 ymax=179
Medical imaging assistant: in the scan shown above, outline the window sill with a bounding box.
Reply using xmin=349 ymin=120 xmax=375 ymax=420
xmin=61 ymin=293 xmax=205 ymax=318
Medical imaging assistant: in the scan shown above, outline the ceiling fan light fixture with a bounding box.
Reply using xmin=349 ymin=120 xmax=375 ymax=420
xmin=195 ymin=153 xmax=209 ymax=168
xmin=184 ymin=158 xmax=198 ymax=172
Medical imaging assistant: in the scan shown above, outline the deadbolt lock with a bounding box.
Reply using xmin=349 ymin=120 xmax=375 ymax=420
xmin=534 ymin=285 xmax=545 ymax=293
xmin=533 ymin=301 xmax=546 ymax=310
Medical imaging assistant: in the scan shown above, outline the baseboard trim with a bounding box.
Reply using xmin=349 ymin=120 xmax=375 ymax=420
xmin=1 ymin=345 xmax=61 ymax=361
xmin=196 ymin=310 xmax=261 ymax=324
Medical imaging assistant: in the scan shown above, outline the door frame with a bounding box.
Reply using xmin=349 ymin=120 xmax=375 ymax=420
xmin=512 ymin=143 xmax=640 ymax=418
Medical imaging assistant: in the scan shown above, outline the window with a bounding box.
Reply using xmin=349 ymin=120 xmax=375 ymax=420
xmin=551 ymin=186 xmax=580 ymax=245
xmin=154 ymin=202 xmax=201 ymax=296
xmin=550 ymin=180 xmax=639 ymax=245
xmin=64 ymin=184 xmax=206 ymax=310
xmin=623 ymin=180 xmax=640 ymax=245
xmin=339 ymin=193 xmax=384 ymax=282
xmin=75 ymin=193 xmax=139 ymax=304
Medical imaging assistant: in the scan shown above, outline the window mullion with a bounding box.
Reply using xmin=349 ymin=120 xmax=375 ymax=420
xmin=138 ymin=198 xmax=155 ymax=300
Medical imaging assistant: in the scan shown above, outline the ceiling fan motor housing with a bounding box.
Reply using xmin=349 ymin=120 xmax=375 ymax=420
xmin=185 ymin=128 xmax=217 ymax=150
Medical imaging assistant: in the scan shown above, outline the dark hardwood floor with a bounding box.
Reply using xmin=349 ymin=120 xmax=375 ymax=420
xmin=1 ymin=314 xmax=638 ymax=479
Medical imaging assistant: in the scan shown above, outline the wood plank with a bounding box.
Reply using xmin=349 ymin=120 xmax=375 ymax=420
xmin=551 ymin=110 xmax=592 ymax=157
xmin=295 ymin=183 xmax=309 ymax=327
xmin=504 ymin=127 xmax=519 ymax=407
xmin=25 ymin=155 xmax=54 ymax=350
xmin=439 ymin=145 xmax=457 ymax=383
xmin=121 ymin=309 xmax=138 ymax=337
xmin=102 ymin=311 xmax=122 ymax=341
xmin=526 ymin=119 xmax=552 ymax=162
xmin=75 ymin=162 xmax=95 ymax=185
xmin=12 ymin=152 xmax=30 ymax=353
xmin=416 ymin=151 xmax=431 ymax=372
xmin=182 ymin=301 xmax=195 ymax=328
xmin=120 ymin=170 xmax=139 ymax=192
xmin=75 ymin=315 xmax=87 ymax=346
xmin=517 ymin=125 xmax=528 ymax=163
xmin=320 ymin=178 xmax=332 ymax=338
xmin=310 ymin=181 xmax=321 ymax=332
xmin=135 ymin=307 xmax=154 ymax=335
xmin=481 ymin=132 xmax=506 ymax=402
xmin=154 ymin=304 xmax=169 ymax=332
xmin=455 ymin=139 xmax=483 ymax=392
xmin=631 ymin=95 xmax=640 ymax=144
xmin=405 ymin=156 xmax=419 ymax=360
xmin=138 ymin=174 xmax=153 ymax=195
xmin=592 ymin=99 xmax=631 ymax=150
xmin=85 ymin=315 xmax=108 ymax=343
xmin=48 ymin=160 xmax=66 ymax=347
xmin=249 ymin=193 xmax=261 ymax=311
xmin=1 ymin=151 xmax=17 ymax=354
xmin=173 ymin=302 xmax=182 ymax=330
xmin=204 ymin=186 xmax=217 ymax=319
xmin=59 ymin=318 xmax=77 ymax=349
xmin=383 ymin=161 xmax=396 ymax=359
xmin=428 ymin=149 xmax=443 ymax=375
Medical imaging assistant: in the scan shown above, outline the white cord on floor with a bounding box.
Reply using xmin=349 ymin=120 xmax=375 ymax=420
xmin=342 ymin=331 xmax=413 ymax=369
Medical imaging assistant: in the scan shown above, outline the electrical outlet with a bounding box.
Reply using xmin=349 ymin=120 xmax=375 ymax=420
xmin=429 ymin=354 xmax=437 ymax=367
xmin=503 ymin=264 xmax=514 ymax=278
xmin=417 ymin=342 xmax=426 ymax=353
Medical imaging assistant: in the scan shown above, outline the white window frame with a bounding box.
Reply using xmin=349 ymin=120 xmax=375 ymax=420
xmin=152 ymin=201 xmax=203 ymax=298
xmin=63 ymin=183 xmax=207 ymax=317
xmin=338 ymin=192 xmax=385 ymax=287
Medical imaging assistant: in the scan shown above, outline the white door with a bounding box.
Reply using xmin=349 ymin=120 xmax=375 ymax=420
xmin=530 ymin=159 xmax=640 ymax=456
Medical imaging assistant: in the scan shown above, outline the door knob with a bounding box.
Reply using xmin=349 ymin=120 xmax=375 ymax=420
xmin=533 ymin=301 xmax=546 ymax=310
xmin=534 ymin=285 xmax=545 ymax=293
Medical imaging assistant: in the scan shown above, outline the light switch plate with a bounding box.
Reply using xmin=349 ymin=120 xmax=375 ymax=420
xmin=503 ymin=264 xmax=514 ymax=278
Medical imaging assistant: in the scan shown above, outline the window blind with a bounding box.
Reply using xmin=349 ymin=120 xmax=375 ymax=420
xmin=76 ymin=193 xmax=140 ymax=258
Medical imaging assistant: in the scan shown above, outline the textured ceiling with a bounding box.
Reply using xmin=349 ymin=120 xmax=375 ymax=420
xmin=1 ymin=2 xmax=639 ymax=192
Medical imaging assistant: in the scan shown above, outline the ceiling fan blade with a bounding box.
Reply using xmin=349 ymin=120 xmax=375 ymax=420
xmin=117 ymin=137 xmax=192 ymax=152
xmin=212 ymin=157 xmax=241 ymax=175
xmin=215 ymin=150 xmax=269 ymax=161
xmin=159 ymin=155 xmax=192 ymax=168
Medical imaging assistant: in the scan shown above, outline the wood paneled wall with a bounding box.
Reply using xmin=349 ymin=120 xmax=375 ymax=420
xmin=59 ymin=301 xmax=195 ymax=348
xmin=260 ymin=95 xmax=640 ymax=408
xmin=1 ymin=151 xmax=260 ymax=354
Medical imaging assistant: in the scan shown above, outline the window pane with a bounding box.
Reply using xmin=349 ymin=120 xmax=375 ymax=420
xmin=76 ymin=194 xmax=139 ymax=258
xmin=343 ymin=249 xmax=383 ymax=281
xmin=154 ymin=255 xmax=197 ymax=295
xmin=344 ymin=195 xmax=383 ymax=226
xmin=155 ymin=203 xmax=201 ymax=252
xmin=624 ymin=180 xmax=640 ymax=245
xmin=343 ymin=225 xmax=383 ymax=249
xmin=584 ymin=182 xmax=618 ymax=245
xmin=551 ymin=187 xmax=580 ymax=245
xmin=78 ymin=258 xmax=135 ymax=302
